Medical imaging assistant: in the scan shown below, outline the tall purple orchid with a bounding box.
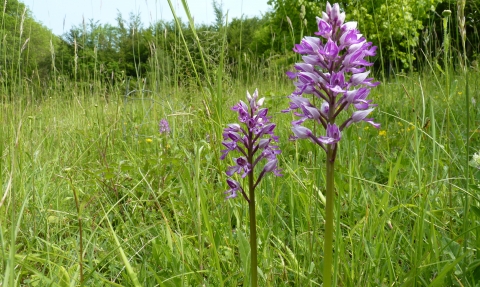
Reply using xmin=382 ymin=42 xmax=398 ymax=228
xmin=221 ymin=89 xmax=281 ymax=287
xmin=283 ymin=3 xmax=379 ymax=286
xmin=283 ymin=3 xmax=380 ymax=148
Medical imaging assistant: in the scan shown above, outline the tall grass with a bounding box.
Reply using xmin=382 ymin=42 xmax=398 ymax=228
xmin=1 ymin=0 xmax=480 ymax=286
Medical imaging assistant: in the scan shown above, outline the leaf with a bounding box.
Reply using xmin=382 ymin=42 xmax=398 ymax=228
xmin=470 ymin=205 xmax=480 ymax=218
xmin=57 ymin=266 xmax=70 ymax=287
xmin=120 ymin=164 xmax=134 ymax=172
xmin=435 ymin=62 xmax=445 ymax=75
xmin=104 ymin=172 xmax=115 ymax=180
xmin=468 ymin=184 xmax=480 ymax=192
xmin=428 ymin=253 xmax=466 ymax=287
xmin=466 ymin=260 xmax=480 ymax=282
xmin=237 ymin=230 xmax=250 ymax=273
xmin=104 ymin=209 xmax=142 ymax=287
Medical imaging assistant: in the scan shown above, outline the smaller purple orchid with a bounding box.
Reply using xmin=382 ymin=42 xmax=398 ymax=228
xmin=159 ymin=119 xmax=170 ymax=134
xmin=221 ymin=89 xmax=282 ymax=201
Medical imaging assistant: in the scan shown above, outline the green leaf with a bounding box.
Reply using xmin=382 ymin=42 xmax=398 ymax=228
xmin=470 ymin=205 xmax=480 ymax=218
xmin=237 ymin=230 xmax=250 ymax=273
xmin=467 ymin=260 xmax=480 ymax=282
xmin=120 ymin=163 xmax=134 ymax=172
xmin=57 ymin=266 xmax=70 ymax=287
xmin=428 ymin=254 xmax=466 ymax=287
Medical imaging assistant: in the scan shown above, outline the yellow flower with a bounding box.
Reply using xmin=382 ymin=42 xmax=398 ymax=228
xmin=146 ymin=138 xmax=153 ymax=143
xmin=379 ymin=130 xmax=387 ymax=136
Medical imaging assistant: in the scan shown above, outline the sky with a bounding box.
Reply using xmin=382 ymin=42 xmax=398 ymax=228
xmin=21 ymin=0 xmax=272 ymax=36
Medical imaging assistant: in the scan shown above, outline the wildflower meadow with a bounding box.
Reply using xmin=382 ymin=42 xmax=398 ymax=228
xmin=1 ymin=0 xmax=480 ymax=286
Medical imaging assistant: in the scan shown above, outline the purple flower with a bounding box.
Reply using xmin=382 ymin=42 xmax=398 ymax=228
xmin=261 ymin=159 xmax=282 ymax=177
xmin=226 ymin=157 xmax=251 ymax=178
xmin=293 ymin=36 xmax=323 ymax=54
xmin=316 ymin=19 xmax=332 ymax=38
xmin=319 ymin=124 xmax=341 ymax=145
xmin=225 ymin=179 xmax=242 ymax=199
xmin=284 ymin=2 xmax=380 ymax=154
xmin=221 ymin=89 xmax=282 ymax=201
xmin=292 ymin=125 xmax=313 ymax=139
xmin=159 ymin=119 xmax=170 ymax=134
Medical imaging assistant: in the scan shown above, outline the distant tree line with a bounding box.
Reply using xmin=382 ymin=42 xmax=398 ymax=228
xmin=1 ymin=0 xmax=479 ymax=90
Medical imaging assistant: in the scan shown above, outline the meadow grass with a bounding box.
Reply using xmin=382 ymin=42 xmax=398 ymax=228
xmin=2 ymin=1 xmax=480 ymax=286
xmin=1 ymin=66 xmax=480 ymax=286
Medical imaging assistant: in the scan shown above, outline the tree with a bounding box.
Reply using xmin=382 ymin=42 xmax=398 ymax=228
xmin=1 ymin=0 xmax=56 ymax=83
xmin=265 ymin=0 xmax=446 ymax=73
xmin=345 ymin=0 xmax=442 ymax=72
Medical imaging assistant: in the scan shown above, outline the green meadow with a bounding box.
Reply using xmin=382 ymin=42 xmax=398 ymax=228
xmin=2 ymin=0 xmax=480 ymax=286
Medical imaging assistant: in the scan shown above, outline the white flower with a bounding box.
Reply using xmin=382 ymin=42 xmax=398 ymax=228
xmin=470 ymin=151 xmax=480 ymax=169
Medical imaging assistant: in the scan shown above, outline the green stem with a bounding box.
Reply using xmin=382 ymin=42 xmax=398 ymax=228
xmin=441 ymin=12 xmax=452 ymax=229
xmin=67 ymin=174 xmax=83 ymax=286
xmin=460 ymin=1 xmax=470 ymax=254
xmin=323 ymin=144 xmax=335 ymax=287
xmin=248 ymin=168 xmax=258 ymax=287
xmin=463 ymin=69 xmax=470 ymax=252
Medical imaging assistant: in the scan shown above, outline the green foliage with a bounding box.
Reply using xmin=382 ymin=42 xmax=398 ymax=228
xmin=432 ymin=0 xmax=480 ymax=66
xmin=346 ymin=0 xmax=442 ymax=71
xmin=59 ymin=14 xmax=151 ymax=83
xmin=267 ymin=0 xmax=323 ymax=46
xmin=4 ymin=0 xmax=478 ymax=96
xmin=226 ymin=17 xmax=269 ymax=76
xmin=2 ymin=65 xmax=480 ymax=285
xmin=212 ymin=0 xmax=225 ymax=31
xmin=0 ymin=0 xmax=56 ymax=87
xmin=2 ymin=0 xmax=480 ymax=286
xmin=265 ymin=0 xmax=469 ymax=72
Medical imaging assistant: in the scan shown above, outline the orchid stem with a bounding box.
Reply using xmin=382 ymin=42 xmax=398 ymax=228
xmin=248 ymin=170 xmax=258 ymax=287
xmin=323 ymin=144 xmax=335 ymax=287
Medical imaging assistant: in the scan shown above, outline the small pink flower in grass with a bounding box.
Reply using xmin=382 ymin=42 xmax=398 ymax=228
xmin=159 ymin=119 xmax=170 ymax=134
